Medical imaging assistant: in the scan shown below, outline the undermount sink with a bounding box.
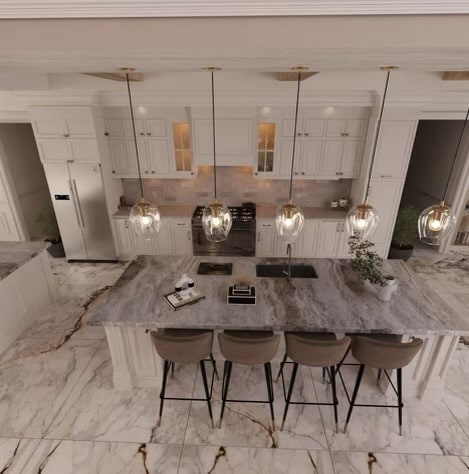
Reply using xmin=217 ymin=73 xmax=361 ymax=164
xmin=256 ymin=264 xmax=318 ymax=278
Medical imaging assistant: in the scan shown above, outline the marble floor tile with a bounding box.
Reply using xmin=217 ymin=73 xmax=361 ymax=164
xmin=442 ymin=345 xmax=469 ymax=437
xmin=313 ymin=365 xmax=469 ymax=456
xmin=0 ymin=338 xmax=100 ymax=438
xmin=0 ymin=438 xmax=41 ymax=474
xmin=179 ymin=445 xmax=335 ymax=474
xmin=185 ymin=362 xmax=328 ymax=450
xmin=22 ymin=439 xmax=182 ymax=474
xmin=330 ymin=451 xmax=469 ymax=474
xmin=44 ymin=343 xmax=196 ymax=445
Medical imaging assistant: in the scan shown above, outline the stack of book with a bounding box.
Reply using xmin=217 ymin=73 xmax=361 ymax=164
xmin=163 ymin=288 xmax=205 ymax=310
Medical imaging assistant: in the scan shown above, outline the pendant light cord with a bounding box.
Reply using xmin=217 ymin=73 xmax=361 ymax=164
xmin=288 ymin=71 xmax=302 ymax=201
xmin=442 ymin=106 xmax=469 ymax=202
xmin=364 ymin=69 xmax=391 ymax=202
xmin=211 ymin=71 xmax=218 ymax=201
xmin=126 ymin=73 xmax=145 ymax=198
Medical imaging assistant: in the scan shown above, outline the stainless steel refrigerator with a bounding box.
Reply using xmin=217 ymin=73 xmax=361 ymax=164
xmin=44 ymin=162 xmax=116 ymax=261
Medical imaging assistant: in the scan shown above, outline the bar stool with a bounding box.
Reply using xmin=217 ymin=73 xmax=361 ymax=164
xmin=277 ymin=333 xmax=351 ymax=433
xmin=342 ymin=335 xmax=423 ymax=435
xmin=151 ymin=328 xmax=219 ymax=428
xmin=218 ymin=330 xmax=280 ymax=429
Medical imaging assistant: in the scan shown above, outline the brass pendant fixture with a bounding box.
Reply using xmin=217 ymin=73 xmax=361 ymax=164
xmin=202 ymin=67 xmax=232 ymax=242
xmin=122 ymin=68 xmax=162 ymax=240
xmin=417 ymin=106 xmax=468 ymax=245
xmin=346 ymin=66 xmax=398 ymax=240
xmin=275 ymin=66 xmax=306 ymax=244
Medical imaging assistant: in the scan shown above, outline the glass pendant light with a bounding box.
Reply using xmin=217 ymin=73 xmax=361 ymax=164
xmin=346 ymin=66 xmax=398 ymax=240
xmin=275 ymin=67 xmax=306 ymax=244
xmin=418 ymin=106 xmax=468 ymax=245
xmin=202 ymin=67 xmax=232 ymax=242
xmin=122 ymin=68 xmax=161 ymax=240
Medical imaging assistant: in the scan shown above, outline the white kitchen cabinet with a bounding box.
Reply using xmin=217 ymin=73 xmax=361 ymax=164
xmin=367 ymin=179 xmax=404 ymax=248
xmin=295 ymin=219 xmax=319 ymax=257
xmin=108 ymin=139 xmax=137 ymax=176
xmin=36 ymin=138 xmax=101 ymax=164
xmin=321 ymin=140 xmax=362 ymax=178
xmin=256 ymin=220 xmax=276 ymax=257
xmin=279 ymin=139 xmax=323 ymax=178
xmin=140 ymin=139 xmax=171 ymax=177
xmin=132 ymin=231 xmax=154 ymax=255
xmin=193 ymin=119 xmax=254 ymax=166
xmin=316 ymin=220 xmax=350 ymax=258
xmin=325 ymin=119 xmax=367 ymax=138
xmin=114 ymin=218 xmax=134 ymax=260
xmin=173 ymin=218 xmax=193 ymax=255
xmin=31 ymin=108 xmax=96 ymax=139
xmin=371 ymin=121 xmax=417 ymax=179
xmin=153 ymin=219 xmax=174 ymax=255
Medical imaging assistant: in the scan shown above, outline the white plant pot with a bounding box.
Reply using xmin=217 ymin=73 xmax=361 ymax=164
xmin=377 ymin=275 xmax=398 ymax=302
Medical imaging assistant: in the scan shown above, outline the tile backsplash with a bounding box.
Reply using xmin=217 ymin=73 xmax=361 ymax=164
xmin=122 ymin=166 xmax=352 ymax=207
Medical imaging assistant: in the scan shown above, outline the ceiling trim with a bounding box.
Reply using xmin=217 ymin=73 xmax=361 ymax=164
xmin=1 ymin=1 xmax=469 ymax=19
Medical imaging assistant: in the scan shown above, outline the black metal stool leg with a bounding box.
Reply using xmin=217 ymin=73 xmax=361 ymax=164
xmin=397 ymin=368 xmax=403 ymax=436
xmin=276 ymin=353 xmax=287 ymax=382
xmin=209 ymin=352 xmax=219 ymax=381
xmin=199 ymin=360 xmax=215 ymax=428
xmin=344 ymin=363 xmax=365 ymax=433
xmin=158 ymin=360 xmax=170 ymax=426
xmin=264 ymin=362 xmax=275 ymax=429
xmin=281 ymin=362 xmax=298 ymax=431
xmin=330 ymin=365 xmax=339 ymax=434
xmin=219 ymin=360 xmax=233 ymax=428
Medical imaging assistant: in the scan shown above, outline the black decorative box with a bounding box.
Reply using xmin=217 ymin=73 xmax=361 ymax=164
xmin=227 ymin=285 xmax=256 ymax=305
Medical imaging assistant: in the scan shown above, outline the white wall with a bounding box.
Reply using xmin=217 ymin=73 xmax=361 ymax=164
xmin=0 ymin=124 xmax=51 ymax=239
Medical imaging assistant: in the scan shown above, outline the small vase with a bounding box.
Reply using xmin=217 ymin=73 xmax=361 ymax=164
xmin=377 ymin=275 xmax=398 ymax=302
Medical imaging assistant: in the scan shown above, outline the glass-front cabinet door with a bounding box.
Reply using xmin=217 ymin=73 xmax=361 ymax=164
xmin=172 ymin=122 xmax=194 ymax=177
xmin=255 ymin=122 xmax=276 ymax=177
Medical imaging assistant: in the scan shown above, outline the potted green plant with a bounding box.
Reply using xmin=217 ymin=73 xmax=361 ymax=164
xmin=389 ymin=204 xmax=419 ymax=261
xmin=37 ymin=202 xmax=65 ymax=258
xmin=348 ymin=236 xmax=398 ymax=301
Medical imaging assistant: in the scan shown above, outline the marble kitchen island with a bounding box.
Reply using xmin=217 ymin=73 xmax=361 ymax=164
xmin=89 ymin=256 xmax=469 ymax=399
xmin=0 ymin=241 xmax=55 ymax=354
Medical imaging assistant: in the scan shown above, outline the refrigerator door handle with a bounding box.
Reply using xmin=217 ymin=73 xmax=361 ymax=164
xmin=71 ymin=179 xmax=85 ymax=228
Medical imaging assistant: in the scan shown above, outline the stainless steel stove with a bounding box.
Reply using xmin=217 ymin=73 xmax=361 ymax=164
xmin=192 ymin=203 xmax=256 ymax=256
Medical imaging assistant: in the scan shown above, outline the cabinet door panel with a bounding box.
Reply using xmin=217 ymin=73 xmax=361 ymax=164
xmin=279 ymin=139 xmax=301 ymax=177
xmin=340 ymin=140 xmax=362 ymax=178
xmin=32 ymin=119 xmax=65 ymax=138
xmin=321 ymin=141 xmax=342 ymax=177
xmin=65 ymin=116 xmax=95 ymax=137
xmin=368 ymin=179 xmax=403 ymax=245
xmin=173 ymin=220 xmax=192 ymax=255
xmin=146 ymin=139 xmax=170 ymax=176
xmin=316 ymin=221 xmax=340 ymax=257
xmin=124 ymin=119 xmax=145 ymax=138
xmin=145 ymin=119 xmax=167 ymax=137
xmin=153 ymin=219 xmax=174 ymax=255
xmin=303 ymin=120 xmax=324 ymax=137
xmin=114 ymin=218 xmax=134 ymax=260
xmin=108 ymin=139 xmax=134 ymax=176
xmin=68 ymin=139 xmax=100 ymax=163
xmin=282 ymin=119 xmax=300 ymax=138
xmin=300 ymin=140 xmax=322 ymax=177
xmin=371 ymin=121 xmax=416 ymax=178
xmin=105 ymin=120 xmax=126 ymax=138
xmin=256 ymin=220 xmax=276 ymax=257
xmin=345 ymin=119 xmax=367 ymax=137
xmin=326 ymin=120 xmax=346 ymax=137
xmin=295 ymin=220 xmax=319 ymax=257
xmin=132 ymin=233 xmax=153 ymax=255
xmin=36 ymin=139 xmax=68 ymax=163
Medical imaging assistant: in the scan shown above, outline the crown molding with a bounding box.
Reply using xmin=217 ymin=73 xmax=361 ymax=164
xmin=0 ymin=1 xmax=468 ymax=19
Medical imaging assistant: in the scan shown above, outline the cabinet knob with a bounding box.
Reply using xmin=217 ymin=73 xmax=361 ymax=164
xmin=104 ymin=132 xmax=109 ymax=136
xmin=190 ymin=172 xmax=194 ymax=175
xmin=304 ymin=133 xmax=309 ymax=136
xmin=63 ymin=133 xmax=70 ymax=138
xmin=147 ymin=132 xmax=152 ymax=136
xmin=124 ymin=219 xmax=129 ymax=228
xmin=254 ymin=172 xmax=258 ymax=175
xmin=112 ymin=170 xmax=116 ymax=174
xmin=140 ymin=132 xmax=145 ymax=136
xmin=151 ymin=171 xmax=155 ymax=174
xmin=297 ymin=133 xmax=302 ymax=136
xmin=336 ymin=172 xmax=343 ymax=176
xmin=301 ymin=172 xmax=305 ymax=175
xmin=294 ymin=172 xmax=298 ymax=175
xmin=341 ymin=132 xmax=349 ymax=137
xmin=187 ymin=230 xmax=191 ymax=241
xmin=144 ymin=171 xmax=149 ymax=174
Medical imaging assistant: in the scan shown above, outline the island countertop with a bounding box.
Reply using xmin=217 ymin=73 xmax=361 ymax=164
xmin=88 ymin=256 xmax=469 ymax=336
xmin=0 ymin=241 xmax=48 ymax=282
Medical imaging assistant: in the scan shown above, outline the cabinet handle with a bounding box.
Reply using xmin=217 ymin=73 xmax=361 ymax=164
xmin=336 ymin=172 xmax=343 ymax=176
xmin=380 ymin=174 xmax=393 ymax=178
xmin=187 ymin=230 xmax=191 ymax=241
xmin=104 ymin=132 xmax=109 ymax=136
xmin=176 ymin=222 xmax=186 ymax=226
xmin=257 ymin=231 xmax=261 ymax=242
xmin=124 ymin=219 xmax=129 ymax=229
xmin=262 ymin=224 xmax=271 ymax=228
xmin=341 ymin=132 xmax=349 ymax=137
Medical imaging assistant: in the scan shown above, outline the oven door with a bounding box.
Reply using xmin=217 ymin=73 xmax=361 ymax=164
xmin=192 ymin=224 xmax=255 ymax=256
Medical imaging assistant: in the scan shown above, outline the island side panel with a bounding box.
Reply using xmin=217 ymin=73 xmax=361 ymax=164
xmin=105 ymin=326 xmax=163 ymax=390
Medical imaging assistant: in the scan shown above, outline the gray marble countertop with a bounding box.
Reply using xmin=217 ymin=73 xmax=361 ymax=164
xmin=0 ymin=241 xmax=48 ymax=282
xmin=88 ymin=256 xmax=469 ymax=336
xmin=114 ymin=206 xmax=346 ymax=220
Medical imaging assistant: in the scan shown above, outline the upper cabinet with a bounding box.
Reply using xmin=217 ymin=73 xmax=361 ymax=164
xmin=278 ymin=116 xmax=367 ymax=180
xmin=255 ymin=122 xmax=277 ymax=177
xmin=371 ymin=121 xmax=417 ymax=179
xmin=30 ymin=107 xmax=101 ymax=164
xmin=104 ymin=111 xmax=194 ymax=178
